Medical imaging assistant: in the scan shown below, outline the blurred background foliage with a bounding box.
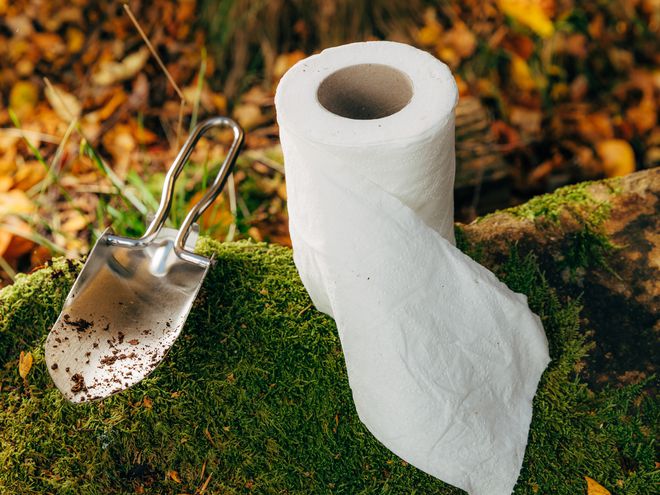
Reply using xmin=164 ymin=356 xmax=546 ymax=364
xmin=0 ymin=0 xmax=658 ymax=285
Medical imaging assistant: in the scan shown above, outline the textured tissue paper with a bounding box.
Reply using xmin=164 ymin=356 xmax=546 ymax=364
xmin=274 ymin=41 xmax=551 ymax=495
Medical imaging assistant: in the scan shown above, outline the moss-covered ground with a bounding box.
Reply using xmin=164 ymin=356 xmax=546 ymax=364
xmin=0 ymin=238 xmax=657 ymax=494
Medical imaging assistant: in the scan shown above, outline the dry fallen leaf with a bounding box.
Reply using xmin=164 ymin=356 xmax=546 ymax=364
xmin=12 ymin=161 xmax=46 ymax=191
xmin=233 ymin=103 xmax=266 ymax=131
xmin=0 ymin=216 xmax=34 ymax=260
xmin=498 ymin=0 xmax=555 ymax=38
xmin=9 ymin=80 xmax=39 ymax=118
xmin=444 ymin=21 xmax=477 ymax=60
xmin=626 ymin=98 xmax=656 ymax=135
xmin=0 ymin=189 xmax=36 ymax=216
xmin=578 ymin=112 xmax=615 ymax=142
xmin=61 ymin=211 xmax=90 ymax=233
xmin=45 ymin=84 xmax=82 ymax=121
xmin=585 ymin=476 xmax=611 ymax=495
xmin=92 ymin=47 xmax=150 ymax=86
xmin=416 ymin=8 xmax=443 ymax=47
xmin=595 ymin=139 xmax=636 ymax=177
xmin=166 ymin=470 xmax=181 ymax=483
xmin=18 ymin=350 xmax=33 ymax=379
xmin=188 ymin=190 xmax=233 ymax=232
xmin=510 ymin=55 xmax=536 ymax=91
xmin=273 ymin=50 xmax=306 ymax=81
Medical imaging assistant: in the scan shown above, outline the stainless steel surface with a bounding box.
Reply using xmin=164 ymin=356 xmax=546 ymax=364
xmin=45 ymin=117 xmax=244 ymax=403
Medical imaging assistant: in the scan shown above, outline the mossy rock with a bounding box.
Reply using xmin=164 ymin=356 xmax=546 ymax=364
xmin=460 ymin=168 xmax=659 ymax=388
xmin=1 ymin=174 xmax=658 ymax=494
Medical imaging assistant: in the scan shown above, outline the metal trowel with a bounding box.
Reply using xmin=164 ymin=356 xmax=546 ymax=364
xmin=45 ymin=117 xmax=244 ymax=403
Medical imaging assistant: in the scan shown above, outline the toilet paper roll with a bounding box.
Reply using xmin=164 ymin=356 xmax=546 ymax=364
xmin=275 ymin=41 xmax=550 ymax=495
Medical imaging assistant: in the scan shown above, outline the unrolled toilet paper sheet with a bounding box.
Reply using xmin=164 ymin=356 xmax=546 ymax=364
xmin=275 ymin=41 xmax=550 ymax=495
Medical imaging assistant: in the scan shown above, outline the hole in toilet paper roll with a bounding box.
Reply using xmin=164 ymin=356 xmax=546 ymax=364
xmin=317 ymin=64 xmax=413 ymax=120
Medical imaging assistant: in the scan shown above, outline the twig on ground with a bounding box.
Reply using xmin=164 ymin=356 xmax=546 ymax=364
xmin=226 ymin=172 xmax=237 ymax=241
xmin=123 ymin=3 xmax=187 ymax=150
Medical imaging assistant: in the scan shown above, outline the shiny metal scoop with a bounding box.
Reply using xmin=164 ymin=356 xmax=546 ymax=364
xmin=45 ymin=117 xmax=244 ymax=403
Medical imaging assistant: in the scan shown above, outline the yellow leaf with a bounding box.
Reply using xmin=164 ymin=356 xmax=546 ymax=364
xmin=585 ymin=476 xmax=611 ymax=495
xmin=273 ymin=50 xmax=307 ymax=81
xmin=510 ymin=55 xmax=536 ymax=91
xmin=498 ymin=0 xmax=555 ymax=38
xmin=61 ymin=211 xmax=90 ymax=233
xmin=66 ymin=27 xmax=85 ymax=54
xmin=416 ymin=8 xmax=443 ymax=47
xmin=18 ymin=351 xmax=33 ymax=379
xmin=595 ymin=139 xmax=636 ymax=178
xmin=0 ymin=189 xmax=36 ymax=216
xmin=9 ymin=81 xmax=39 ymax=119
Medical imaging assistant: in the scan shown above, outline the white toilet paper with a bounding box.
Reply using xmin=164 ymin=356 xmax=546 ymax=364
xmin=275 ymin=41 xmax=550 ymax=495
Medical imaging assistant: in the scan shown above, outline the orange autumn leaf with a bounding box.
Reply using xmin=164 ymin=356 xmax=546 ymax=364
xmin=585 ymin=476 xmax=611 ymax=495
xmin=0 ymin=176 xmax=13 ymax=192
xmin=96 ymin=91 xmax=128 ymax=121
xmin=0 ymin=217 xmax=34 ymax=260
xmin=626 ymin=98 xmax=656 ymax=134
xmin=595 ymin=139 xmax=636 ymax=178
xmin=13 ymin=161 xmax=46 ymax=191
xmin=166 ymin=470 xmax=181 ymax=483
xmin=18 ymin=350 xmax=33 ymax=379
xmin=188 ymin=190 xmax=233 ymax=232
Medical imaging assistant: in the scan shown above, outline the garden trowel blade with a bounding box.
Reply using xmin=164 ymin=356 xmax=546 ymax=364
xmin=45 ymin=226 xmax=208 ymax=403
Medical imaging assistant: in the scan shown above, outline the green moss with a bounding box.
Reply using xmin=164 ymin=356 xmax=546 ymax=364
xmin=503 ymin=178 xmax=620 ymax=223
xmin=477 ymin=179 xmax=622 ymax=277
xmin=0 ymin=240 xmax=656 ymax=494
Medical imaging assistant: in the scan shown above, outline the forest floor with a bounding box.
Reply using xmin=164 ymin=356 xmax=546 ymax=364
xmin=0 ymin=0 xmax=658 ymax=286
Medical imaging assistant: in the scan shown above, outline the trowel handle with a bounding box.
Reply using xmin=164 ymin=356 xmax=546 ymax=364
xmin=142 ymin=117 xmax=244 ymax=256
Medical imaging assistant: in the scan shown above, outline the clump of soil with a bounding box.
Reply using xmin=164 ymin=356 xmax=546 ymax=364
xmin=62 ymin=314 xmax=93 ymax=332
xmin=70 ymin=374 xmax=87 ymax=394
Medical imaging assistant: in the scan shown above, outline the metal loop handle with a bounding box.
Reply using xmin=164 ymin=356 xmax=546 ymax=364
xmin=142 ymin=117 xmax=244 ymax=249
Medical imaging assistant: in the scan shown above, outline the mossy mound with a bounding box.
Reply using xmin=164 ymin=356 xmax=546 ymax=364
xmin=0 ymin=239 xmax=656 ymax=494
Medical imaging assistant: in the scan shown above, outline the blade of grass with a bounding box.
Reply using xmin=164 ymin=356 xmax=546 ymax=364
xmin=0 ymin=255 xmax=16 ymax=282
xmin=126 ymin=170 xmax=159 ymax=211
xmin=80 ymin=140 xmax=148 ymax=216
xmin=226 ymin=172 xmax=237 ymax=241
xmin=0 ymin=222 xmax=70 ymax=256
xmin=29 ymin=116 xmax=78 ymax=197
xmin=190 ymin=46 xmax=207 ymax=131
xmin=9 ymin=109 xmax=81 ymax=210
xmin=43 ymin=78 xmax=148 ymax=216
xmin=0 ymin=128 xmax=61 ymax=144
